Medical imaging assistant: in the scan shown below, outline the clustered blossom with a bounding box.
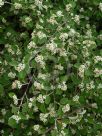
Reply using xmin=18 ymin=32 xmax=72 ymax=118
xmin=78 ymin=64 xmax=86 ymax=78
xmin=62 ymin=104 xmax=70 ymax=113
xmin=86 ymin=81 xmax=95 ymax=90
xmin=94 ymin=68 xmax=102 ymax=77
xmin=15 ymin=63 xmax=25 ymax=72
xmin=13 ymin=95 xmax=18 ymax=105
xmin=37 ymin=94 xmax=46 ymax=103
xmin=9 ymin=115 xmax=21 ymax=123
xmin=8 ymin=72 xmax=16 ymax=78
xmin=94 ymin=56 xmax=102 ymax=63
xmin=39 ymin=113 xmax=49 ymax=123
xmin=0 ymin=0 xmax=4 ymax=7
xmin=34 ymin=81 xmax=44 ymax=90
xmin=99 ymin=3 xmax=102 ymax=11
xmin=12 ymin=80 xmax=22 ymax=89
xmin=58 ymin=81 xmax=67 ymax=91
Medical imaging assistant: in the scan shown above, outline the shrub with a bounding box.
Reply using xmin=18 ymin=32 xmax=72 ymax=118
xmin=0 ymin=0 xmax=102 ymax=135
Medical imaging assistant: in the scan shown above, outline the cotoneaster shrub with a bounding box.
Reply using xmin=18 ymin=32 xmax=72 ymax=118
xmin=0 ymin=0 xmax=102 ymax=136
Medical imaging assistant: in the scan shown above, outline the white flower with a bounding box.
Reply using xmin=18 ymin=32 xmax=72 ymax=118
xmin=86 ymin=81 xmax=95 ymax=90
xmin=94 ymin=68 xmax=102 ymax=77
xmin=73 ymin=95 xmax=79 ymax=102
xmin=10 ymin=115 xmax=21 ymax=123
xmin=62 ymin=104 xmax=70 ymax=113
xmin=15 ymin=63 xmax=25 ymax=72
xmin=28 ymin=41 xmax=36 ymax=49
xmin=1 ymin=109 xmax=6 ymax=115
xmin=12 ymin=80 xmax=22 ymax=89
xmin=74 ymin=15 xmax=80 ymax=24
xmin=56 ymin=11 xmax=63 ymax=17
xmin=91 ymin=103 xmax=98 ymax=109
xmin=33 ymin=124 xmax=40 ymax=131
xmin=46 ymin=42 xmax=57 ymax=54
xmin=66 ymin=4 xmax=72 ymax=11
xmin=78 ymin=64 xmax=86 ymax=78
xmin=97 ymin=84 xmax=102 ymax=89
xmin=34 ymin=81 xmax=44 ymax=90
xmin=40 ymin=113 xmax=49 ymax=123
xmin=69 ymin=29 xmax=76 ymax=36
xmin=0 ymin=0 xmax=4 ymax=7
xmin=8 ymin=72 xmax=16 ymax=78
xmin=13 ymin=95 xmax=18 ymax=105
xmin=35 ymin=55 xmax=44 ymax=63
xmin=55 ymin=64 xmax=63 ymax=71
xmin=28 ymin=102 xmax=32 ymax=108
xmin=35 ymin=0 xmax=43 ymax=10
xmin=37 ymin=31 xmax=46 ymax=39
xmin=99 ymin=3 xmax=102 ymax=11
xmin=37 ymin=94 xmax=46 ymax=103
xmin=14 ymin=3 xmax=22 ymax=9
xmin=38 ymin=73 xmax=46 ymax=80
xmin=94 ymin=56 xmax=102 ymax=63
xmin=59 ymin=33 xmax=68 ymax=41
xmin=25 ymin=17 xmax=32 ymax=23
xmin=58 ymin=82 xmax=67 ymax=91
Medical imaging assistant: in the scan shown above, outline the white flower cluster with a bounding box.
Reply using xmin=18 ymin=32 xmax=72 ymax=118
xmin=8 ymin=72 xmax=16 ymax=78
xmin=82 ymin=46 xmax=89 ymax=58
xmin=59 ymin=33 xmax=68 ymax=41
xmin=56 ymin=11 xmax=63 ymax=17
xmin=94 ymin=68 xmax=102 ymax=77
xmin=99 ymin=3 xmax=102 ymax=11
xmin=12 ymin=80 xmax=22 ymax=89
xmin=73 ymin=95 xmax=79 ymax=102
xmin=35 ymin=0 xmax=43 ymax=10
xmin=66 ymin=4 xmax=72 ymax=12
xmin=35 ymin=55 xmax=45 ymax=67
xmin=37 ymin=31 xmax=46 ymax=39
xmin=28 ymin=41 xmax=36 ymax=49
xmin=55 ymin=64 xmax=64 ymax=71
xmin=78 ymin=64 xmax=86 ymax=78
xmin=62 ymin=104 xmax=70 ymax=113
xmin=9 ymin=115 xmax=21 ymax=123
xmin=46 ymin=42 xmax=57 ymax=54
xmin=33 ymin=124 xmax=40 ymax=131
xmin=83 ymin=40 xmax=96 ymax=47
xmin=86 ymin=81 xmax=95 ymax=90
xmin=48 ymin=104 xmax=55 ymax=117
xmin=74 ymin=15 xmax=80 ymax=24
xmin=97 ymin=83 xmax=102 ymax=89
xmin=37 ymin=94 xmax=46 ymax=103
xmin=13 ymin=95 xmax=18 ymax=105
xmin=38 ymin=73 xmax=46 ymax=80
xmin=58 ymin=81 xmax=67 ymax=91
xmin=47 ymin=15 xmax=58 ymax=25
xmin=15 ymin=63 xmax=25 ymax=72
xmin=1 ymin=109 xmax=6 ymax=116
xmin=25 ymin=17 xmax=32 ymax=24
xmin=14 ymin=3 xmax=22 ymax=9
xmin=39 ymin=113 xmax=49 ymax=123
xmin=94 ymin=56 xmax=102 ymax=63
xmin=0 ymin=0 xmax=4 ymax=7
xmin=34 ymin=81 xmax=44 ymax=90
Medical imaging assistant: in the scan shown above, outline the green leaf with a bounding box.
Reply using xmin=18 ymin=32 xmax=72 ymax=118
xmin=9 ymin=92 xmax=15 ymax=98
xmin=45 ymin=96 xmax=51 ymax=104
xmin=0 ymin=84 xmax=4 ymax=96
xmin=60 ymin=98 xmax=68 ymax=105
xmin=39 ymin=104 xmax=46 ymax=113
xmin=8 ymin=118 xmax=18 ymax=128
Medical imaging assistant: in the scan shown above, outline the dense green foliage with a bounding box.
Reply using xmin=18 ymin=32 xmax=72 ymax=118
xmin=0 ymin=0 xmax=102 ymax=135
